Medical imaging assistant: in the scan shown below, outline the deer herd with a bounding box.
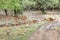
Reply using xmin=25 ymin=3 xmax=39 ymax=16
xmin=0 ymin=15 xmax=56 ymax=27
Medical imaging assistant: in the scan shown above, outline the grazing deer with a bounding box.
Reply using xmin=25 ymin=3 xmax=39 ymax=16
xmin=28 ymin=20 xmax=38 ymax=25
xmin=32 ymin=20 xmax=38 ymax=23
xmin=0 ymin=16 xmax=2 ymax=19
xmin=44 ymin=17 xmax=56 ymax=21
xmin=13 ymin=16 xmax=27 ymax=21
xmin=13 ymin=16 xmax=20 ymax=20
xmin=20 ymin=16 xmax=27 ymax=21
xmin=5 ymin=16 xmax=12 ymax=20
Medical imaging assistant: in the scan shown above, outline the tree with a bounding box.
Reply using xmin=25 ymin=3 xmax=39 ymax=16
xmin=0 ymin=0 xmax=10 ymax=16
xmin=12 ymin=0 xmax=23 ymax=16
xmin=48 ymin=0 xmax=59 ymax=10
xmin=34 ymin=0 xmax=60 ymax=14
xmin=0 ymin=0 xmax=23 ymax=16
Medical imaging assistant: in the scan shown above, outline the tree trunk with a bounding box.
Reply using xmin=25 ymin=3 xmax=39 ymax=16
xmin=4 ymin=9 xmax=8 ymax=16
xmin=17 ymin=9 xmax=23 ymax=15
xmin=14 ymin=9 xmax=17 ymax=17
xmin=41 ymin=10 xmax=46 ymax=14
xmin=40 ymin=8 xmax=46 ymax=14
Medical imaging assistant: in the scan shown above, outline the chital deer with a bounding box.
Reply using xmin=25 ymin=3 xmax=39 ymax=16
xmin=44 ymin=17 xmax=56 ymax=21
xmin=20 ymin=16 xmax=27 ymax=21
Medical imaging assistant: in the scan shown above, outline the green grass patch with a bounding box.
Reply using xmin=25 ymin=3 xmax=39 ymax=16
xmin=0 ymin=21 xmax=47 ymax=40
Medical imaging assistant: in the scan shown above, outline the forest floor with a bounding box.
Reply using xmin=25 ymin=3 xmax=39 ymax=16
xmin=0 ymin=10 xmax=60 ymax=40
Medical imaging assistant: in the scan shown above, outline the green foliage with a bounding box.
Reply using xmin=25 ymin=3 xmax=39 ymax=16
xmin=0 ymin=0 xmax=23 ymax=10
xmin=33 ymin=0 xmax=60 ymax=14
xmin=34 ymin=0 xmax=60 ymax=9
xmin=0 ymin=0 xmax=60 ymax=10
xmin=47 ymin=0 xmax=59 ymax=8
xmin=22 ymin=0 xmax=37 ymax=9
xmin=0 ymin=0 xmax=60 ymax=15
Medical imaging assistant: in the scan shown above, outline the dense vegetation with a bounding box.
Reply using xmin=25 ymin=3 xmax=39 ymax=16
xmin=0 ymin=0 xmax=60 ymax=15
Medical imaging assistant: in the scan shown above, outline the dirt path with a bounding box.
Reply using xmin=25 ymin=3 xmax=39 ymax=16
xmin=28 ymin=20 xmax=60 ymax=40
xmin=40 ymin=21 xmax=60 ymax=30
xmin=28 ymin=30 xmax=60 ymax=40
